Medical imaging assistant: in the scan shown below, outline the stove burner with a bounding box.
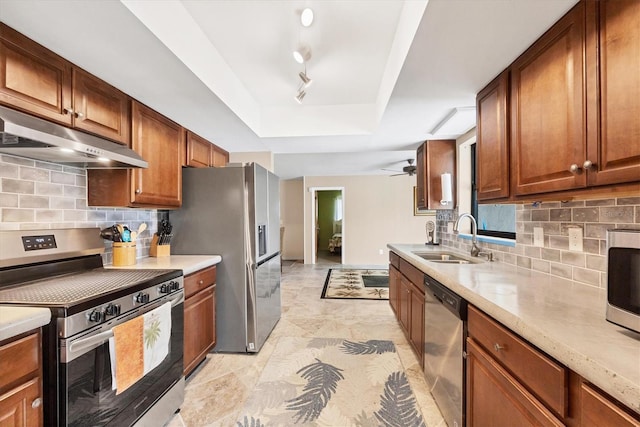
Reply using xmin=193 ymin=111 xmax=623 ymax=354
xmin=0 ymin=269 xmax=177 ymax=305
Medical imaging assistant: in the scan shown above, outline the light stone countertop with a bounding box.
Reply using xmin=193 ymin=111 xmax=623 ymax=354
xmin=0 ymin=306 xmax=51 ymax=342
xmin=388 ymin=243 xmax=640 ymax=415
xmin=107 ymin=255 xmax=221 ymax=276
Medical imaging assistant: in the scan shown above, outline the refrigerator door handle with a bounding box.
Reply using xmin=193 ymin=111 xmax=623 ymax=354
xmin=244 ymin=179 xmax=258 ymax=351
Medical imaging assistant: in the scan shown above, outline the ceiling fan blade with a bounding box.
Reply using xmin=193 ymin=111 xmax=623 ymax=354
xmin=390 ymin=172 xmax=408 ymax=177
xmin=382 ymin=168 xmax=401 ymax=172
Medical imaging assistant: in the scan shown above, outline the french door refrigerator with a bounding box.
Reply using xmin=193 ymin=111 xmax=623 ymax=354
xmin=171 ymin=163 xmax=281 ymax=353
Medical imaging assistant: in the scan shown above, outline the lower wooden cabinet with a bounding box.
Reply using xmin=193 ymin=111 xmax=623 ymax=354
xmin=0 ymin=330 xmax=43 ymax=427
xmin=388 ymin=264 xmax=399 ymax=315
xmin=183 ymin=266 xmax=217 ymax=376
xmin=581 ymin=383 xmax=640 ymax=427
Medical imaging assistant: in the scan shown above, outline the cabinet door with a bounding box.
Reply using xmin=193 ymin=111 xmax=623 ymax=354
xmin=131 ymin=101 xmax=184 ymax=207
xmin=466 ymin=338 xmax=564 ymax=427
xmin=409 ymin=282 xmax=424 ymax=365
xmin=416 ymin=144 xmax=426 ymax=209
xmin=185 ymin=130 xmax=212 ymax=168
xmin=0 ymin=23 xmax=72 ymax=125
xmin=510 ymin=3 xmax=587 ymax=196
xmin=398 ymin=276 xmax=411 ymax=333
xmin=72 ymin=68 xmax=130 ymax=144
xmin=581 ymin=383 xmax=640 ymax=426
xmin=0 ymin=377 xmax=42 ymax=427
xmin=476 ymin=71 xmax=510 ymax=200
xmin=585 ymin=0 xmax=640 ymax=187
xmin=389 ymin=265 xmax=399 ymax=315
xmin=183 ymin=286 xmax=215 ymax=376
xmin=211 ymin=145 xmax=229 ymax=168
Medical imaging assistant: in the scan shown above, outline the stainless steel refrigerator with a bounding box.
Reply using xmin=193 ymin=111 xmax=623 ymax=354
xmin=171 ymin=163 xmax=281 ymax=353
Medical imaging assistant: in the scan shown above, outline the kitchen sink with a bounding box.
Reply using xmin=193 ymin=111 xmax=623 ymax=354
xmin=412 ymin=251 xmax=482 ymax=264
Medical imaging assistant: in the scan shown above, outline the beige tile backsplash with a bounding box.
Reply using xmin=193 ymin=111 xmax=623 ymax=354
xmin=437 ymin=197 xmax=640 ymax=289
xmin=0 ymin=155 xmax=158 ymax=264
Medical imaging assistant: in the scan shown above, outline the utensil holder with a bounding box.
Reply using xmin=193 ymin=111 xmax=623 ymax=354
xmin=113 ymin=242 xmax=137 ymax=266
xmin=150 ymin=234 xmax=170 ymax=257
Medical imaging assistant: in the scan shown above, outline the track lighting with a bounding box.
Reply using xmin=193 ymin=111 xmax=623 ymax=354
xmin=301 ymin=8 xmax=314 ymax=27
xmin=295 ymin=90 xmax=306 ymax=104
xmin=298 ymin=71 xmax=312 ymax=88
xmin=293 ymin=44 xmax=311 ymax=64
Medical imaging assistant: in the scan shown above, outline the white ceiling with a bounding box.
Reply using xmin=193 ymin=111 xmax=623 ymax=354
xmin=0 ymin=0 xmax=578 ymax=179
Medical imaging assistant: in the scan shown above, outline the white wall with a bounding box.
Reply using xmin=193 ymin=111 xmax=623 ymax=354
xmin=302 ymin=175 xmax=428 ymax=265
xmin=280 ymin=178 xmax=304 ymax=260
xmin=229 ymin=152 xmax=274 ymax=171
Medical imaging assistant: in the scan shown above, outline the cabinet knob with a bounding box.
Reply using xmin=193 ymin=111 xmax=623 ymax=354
xmin=199 ymin=280 xmax=204 ymax=285
xmin=75 ymin=111 xmax=85 ymax=119
xmin=583 ymin=160 xmax=594 ymax=170
xmin=63 ymin=107 xmax=75 ymax=116
xmin=135 ymin=188 xmax=142 ymax=194
xmin=32 ymin=398 xmax=42 ymax=408
xmin=494 ymin=343 xmax=505 ymax=352
xmin=569 ymin=164 xmax=581 ymax=174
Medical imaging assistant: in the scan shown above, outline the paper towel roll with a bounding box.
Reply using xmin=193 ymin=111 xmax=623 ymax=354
xmin=441 ymin=173 xmax=452 ymax=206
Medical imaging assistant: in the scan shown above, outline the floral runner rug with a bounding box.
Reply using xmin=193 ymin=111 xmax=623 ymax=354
xmin=236 ymin=337 xmax=426 ymax=427
xmin=320 ymin=268 xmax=389 ymax=300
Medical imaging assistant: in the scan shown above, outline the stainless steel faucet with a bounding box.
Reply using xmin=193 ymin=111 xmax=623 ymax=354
xmin=453 ymin=213 xmax=482 ymax=258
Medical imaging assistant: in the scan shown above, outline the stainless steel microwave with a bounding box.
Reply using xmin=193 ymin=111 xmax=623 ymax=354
xmin=606 ymin=229 xmax=640 ymax=334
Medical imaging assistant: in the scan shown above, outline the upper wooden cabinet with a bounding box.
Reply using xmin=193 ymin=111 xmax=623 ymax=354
xmin=185 ymin=130 xmax=229 ymax=168
xmin=0 ymin=23 xmax=131 ymax=145
xmin=476 ymin=71 xmax=510 ymax=201
xmin=585 ymin=0 xmax=640 ymax=187
xmin=510 ymin=2 xmax=587 ymax=196
xmin=416 ymin=139 xmax=456 ymax=210
xmin=88 ymin=101 xmax=184 ymax=208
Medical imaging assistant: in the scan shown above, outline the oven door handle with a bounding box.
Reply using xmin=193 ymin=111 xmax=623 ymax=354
xmin=68 ymin=292 xmax=183 ymax=356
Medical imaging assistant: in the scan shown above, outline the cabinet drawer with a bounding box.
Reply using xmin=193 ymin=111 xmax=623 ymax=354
xmin=389 ymin=252 xmax=400 ymax=269
xmin=468 ymin=306 xmax=567 ymax=418
xmin=0 ymin=331 xmax=40 ymax=392
xmin=184 ymin=266 xmax=217 ymax=299
xmin=581 ymin=382 xmax=640 ymax=426
xmin=399 ymin=258 xmax=424 ymax=296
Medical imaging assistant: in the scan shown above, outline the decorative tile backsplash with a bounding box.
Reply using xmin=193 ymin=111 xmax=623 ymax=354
xmin=0 ymin=155 xmax=158 ymax=264
xmin=437 ymin=197 xmax=640 ymax=289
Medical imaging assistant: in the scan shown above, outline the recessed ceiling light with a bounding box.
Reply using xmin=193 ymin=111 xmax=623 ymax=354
xmin=301 ymin=8 xmax=314 ymax=27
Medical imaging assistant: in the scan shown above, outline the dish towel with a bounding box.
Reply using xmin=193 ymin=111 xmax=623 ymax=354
xmin=109 ymin=301 xmax=172 ymax=395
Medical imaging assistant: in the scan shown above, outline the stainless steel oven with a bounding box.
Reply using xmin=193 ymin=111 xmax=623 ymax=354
xmin=0 ymin=228 xmax=185 ymax=426
xmin=606 ymin=229 xmax=640 ymax=334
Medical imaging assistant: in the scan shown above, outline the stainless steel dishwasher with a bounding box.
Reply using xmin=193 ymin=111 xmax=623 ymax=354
xmin=423 ymin=274 xmax=467 ymax=427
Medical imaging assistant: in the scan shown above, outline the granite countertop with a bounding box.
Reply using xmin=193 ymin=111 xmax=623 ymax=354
xmin=107 ymin=255 xmax=221 ymax=276
xmin=0 ymin=306 xmax=51 ymax=342
xmin=388 ymin=243 xmax=640 ymax=415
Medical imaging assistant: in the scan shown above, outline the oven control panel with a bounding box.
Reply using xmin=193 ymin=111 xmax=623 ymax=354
xmin=22 ymin=234 xmax=57 ymax=251
xmin=60 ymin=276 xmax=184 ymax=338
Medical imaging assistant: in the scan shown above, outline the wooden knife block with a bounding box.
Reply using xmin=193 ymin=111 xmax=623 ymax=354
xmin=150 ymin=234 xmax=170 ymax=257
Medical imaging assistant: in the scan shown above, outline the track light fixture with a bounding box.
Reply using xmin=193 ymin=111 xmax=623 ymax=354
xmin=293 ymin=44 xmax=311 ymax=64
xmin=298 ymin=71 xmax=312 ymax=88
xmin=301 ymin=8 xmax=314 ymax=27
xmin=295 ymin=90 xmax=306 ymax=104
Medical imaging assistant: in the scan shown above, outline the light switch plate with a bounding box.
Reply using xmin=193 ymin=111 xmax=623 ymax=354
xmin=533 ymin=227 xmax=544 ymax=247
xmin=568 ymin=227 xmax=583 ymax=252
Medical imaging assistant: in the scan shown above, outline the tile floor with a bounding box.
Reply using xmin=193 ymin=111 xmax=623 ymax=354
xmin=167 ymin=262 xmax=445 ymax=426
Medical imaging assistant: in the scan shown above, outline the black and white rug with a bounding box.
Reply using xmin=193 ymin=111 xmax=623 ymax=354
xmin=321 ymin=268 xmax=389 ymax=300
xmin=236 ymin=337 xmax=425 ymax=427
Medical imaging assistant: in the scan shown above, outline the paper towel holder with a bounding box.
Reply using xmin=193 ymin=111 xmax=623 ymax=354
xmin=440 ymin=173 xmax=453 ymax=206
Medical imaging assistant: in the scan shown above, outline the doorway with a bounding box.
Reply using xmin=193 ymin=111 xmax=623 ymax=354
xmin=310 ymin=188 xmax=344 ymax=265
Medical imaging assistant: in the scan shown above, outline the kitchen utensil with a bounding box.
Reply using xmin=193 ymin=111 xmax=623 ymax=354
xmin=130 ymin=231 xmax=137 ymax=242
xmin=137 ymin=223 xmax=147 ymax=236
xmin=122 ymin=229 xmax=131 ymax=242
xmin=100 ymin=227 xmax=115 ymax=241
xmin=116 ymin=224 xmax=124 ymax=236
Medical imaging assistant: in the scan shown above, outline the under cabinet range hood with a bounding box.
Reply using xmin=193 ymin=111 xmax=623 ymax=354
xmin=0 ymin=105 xmax=148 ymax=168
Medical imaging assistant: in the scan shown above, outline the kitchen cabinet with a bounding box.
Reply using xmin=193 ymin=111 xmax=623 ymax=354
xmin=0 ymin=330 xmax=43 ymax=427
xmin=510 ymin=2 xmax=587 ymax=196
xmin=183 ymin=265 xmax=217 ymax=376
xmin=0 ymin=24 xmax=130 ymax=144
xmin=185 ymin=130 xmax=229 ymax=168
xmin=415 ymin=140 xmax=456 ymax=210
xmin=388 ymin=252 xmax=400 ymax=315
xmin=580 ymin=382 xmax=640 ymax=427
xmin=88 ymin=101 xmax=184 ymax=208
xmin=476 ymin=71 xmax=510 ymax=201
xmin=392 ymin=255 xmax=425 ymax=365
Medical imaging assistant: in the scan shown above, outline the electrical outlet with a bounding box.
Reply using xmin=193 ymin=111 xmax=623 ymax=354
xmin=447 ymin=222 xmax=454 ymax=234
xmin=568 ymin=227 xmax=583 ymax=252
xmin=378 ymin=249 xmax=384 ymax=255
xmin=533 ymin=227 xmax=544 ymax=247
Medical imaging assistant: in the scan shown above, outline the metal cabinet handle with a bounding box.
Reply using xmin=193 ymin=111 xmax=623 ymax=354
xmin=32 ymin=398 xmax=42 ymax=408
xmin=75 ymin=111 xmax=84 ymax=119
xmin=569 ymin=164 xmax=581 ymax=174
xmin=63 ymin=107 xmax=75 ymax=116
xmin=135 ymin=188 xmax=142 ymax=194
xmin=583 ymin=160 xmax=594 ymax=170
xmin=494 ymin=343 xmax=505 ymax=352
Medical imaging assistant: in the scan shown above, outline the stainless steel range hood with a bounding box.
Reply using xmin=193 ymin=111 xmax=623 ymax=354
xmin=0 ymin=105 xmax=148 ymax=168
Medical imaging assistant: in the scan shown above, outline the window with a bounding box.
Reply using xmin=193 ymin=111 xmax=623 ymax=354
xmin=470 ymin=144 xmax=516 ymax=240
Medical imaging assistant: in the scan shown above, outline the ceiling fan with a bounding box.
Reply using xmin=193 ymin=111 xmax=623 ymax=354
xmin=384 ymin=159 xmax=417 ymax=177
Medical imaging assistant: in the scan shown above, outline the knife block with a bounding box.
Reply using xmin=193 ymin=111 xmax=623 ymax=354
xmin=113 ymin=242 xmax=137 ymax=266
xmin=150 ymin=234 xmax=170 ymax=257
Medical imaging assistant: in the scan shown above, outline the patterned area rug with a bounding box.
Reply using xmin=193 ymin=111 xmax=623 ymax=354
xmin=236 ymin=337 xmax=425 ymax=427
xmin=321 ymin=268 xmax=389 ymax=300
